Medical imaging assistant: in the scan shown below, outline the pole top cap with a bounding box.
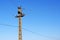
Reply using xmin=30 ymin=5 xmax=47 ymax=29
xmin=18 ymin=7 xmax=21 ymax=9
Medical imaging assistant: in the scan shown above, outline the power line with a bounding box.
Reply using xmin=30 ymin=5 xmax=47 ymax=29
xmin=0 ymin=24 xmax=42 ymax=35
xmin=0 ymin=24 xmax=17 ymax=27
xmin=0 ymin=23 xmax=54 ymax=39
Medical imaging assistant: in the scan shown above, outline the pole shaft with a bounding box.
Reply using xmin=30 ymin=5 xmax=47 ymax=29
xmin=18 ymin=17 xmax=22 ymax=40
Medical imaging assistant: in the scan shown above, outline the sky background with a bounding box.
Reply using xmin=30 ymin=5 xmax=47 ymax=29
xmin=0 ymin=0 xmax=60 ymax=40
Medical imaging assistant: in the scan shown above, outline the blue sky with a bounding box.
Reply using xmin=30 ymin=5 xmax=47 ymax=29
xmin=0 ymin=0 xmax=60 ymax=40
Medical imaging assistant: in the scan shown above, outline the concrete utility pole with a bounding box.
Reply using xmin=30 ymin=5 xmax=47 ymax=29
xmin=16 ymin=7 xmax=24 ymax=40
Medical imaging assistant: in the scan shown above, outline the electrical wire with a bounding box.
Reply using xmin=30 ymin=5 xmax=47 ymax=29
xmin=0 ymin=23 xmax=55 ymax=39
xmin=0 ymin=23 xmax=44 ymax=36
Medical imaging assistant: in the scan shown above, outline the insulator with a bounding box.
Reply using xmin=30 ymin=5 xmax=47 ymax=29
xmin=18 ymin=11 xmax=22 ymax=14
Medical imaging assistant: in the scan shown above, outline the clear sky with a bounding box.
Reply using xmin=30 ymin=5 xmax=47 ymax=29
xmin=0 ymin=0 xmax=60 ymax=40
